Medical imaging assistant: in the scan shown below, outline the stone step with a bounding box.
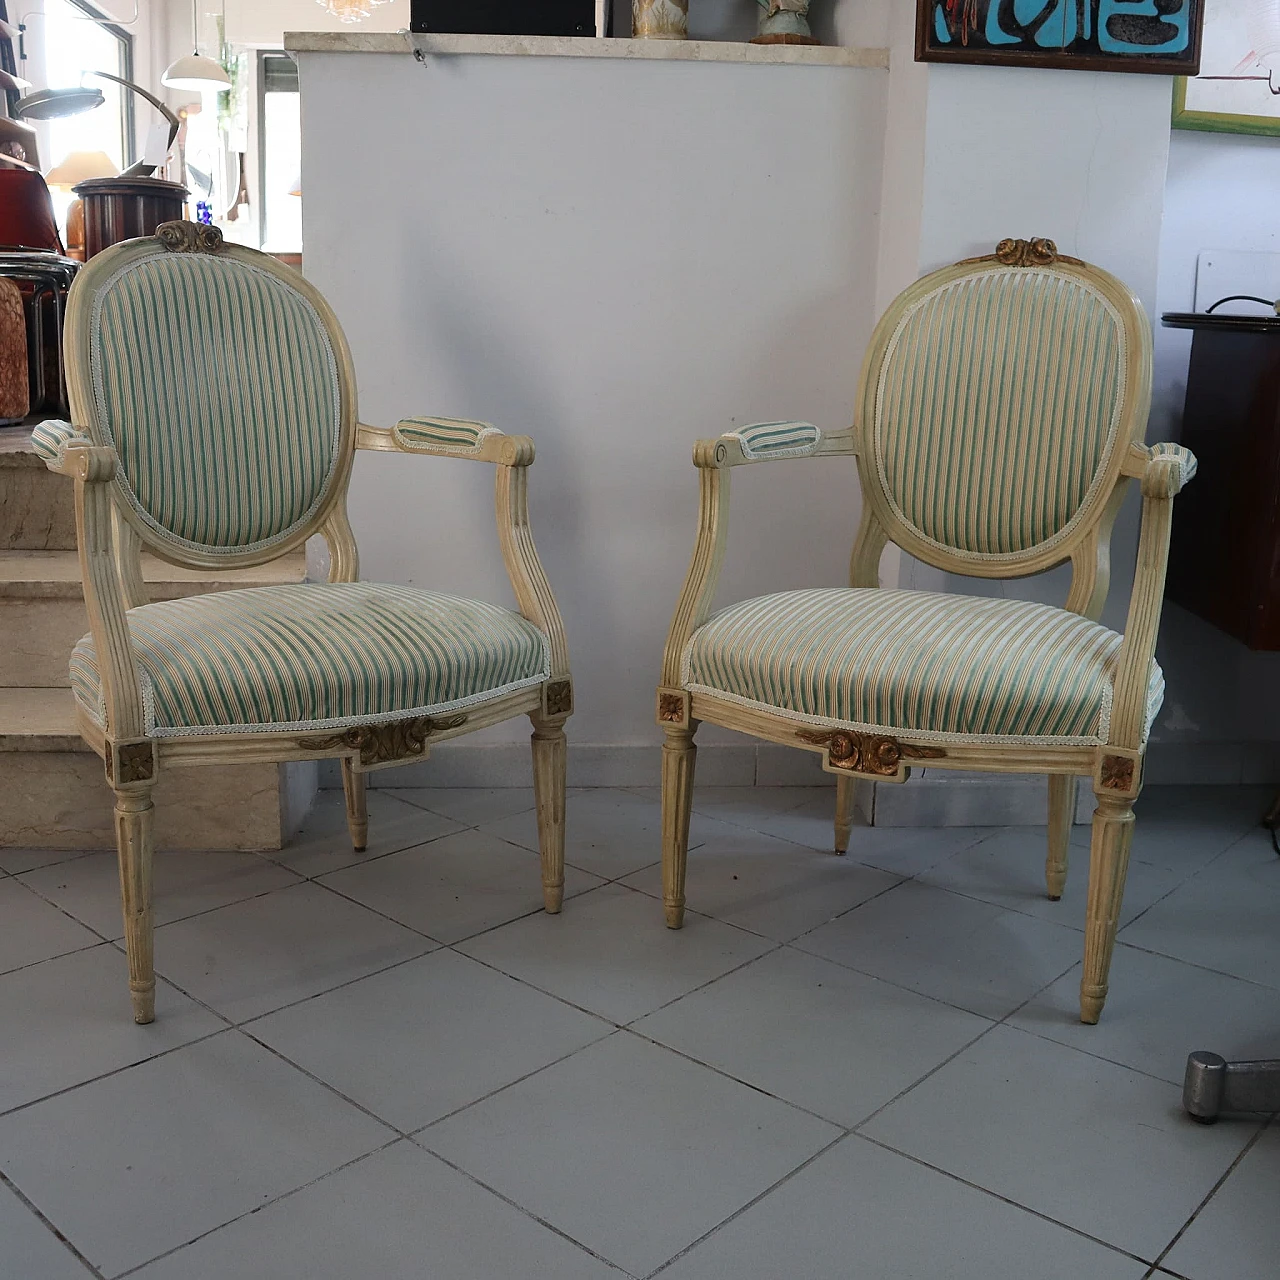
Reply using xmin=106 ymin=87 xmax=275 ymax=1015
xmin=0 ymin=548 xmax=307 ymax=686
xmin=0 ymin=687 xmax=316 ymax=850
xmin=0 ymin=431 xmax=76 ymax=550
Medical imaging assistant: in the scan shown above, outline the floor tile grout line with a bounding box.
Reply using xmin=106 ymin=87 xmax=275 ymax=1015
xmin=640 ymin=1129 xmax=852 ymax=1279
xmin=406 ymin=1138 xmax=640 ymax=1278
xmin=1148 ymin=1114 xmax=1273 ymax=1272
xmin=105 ymin=1137 xmax=405 ymax=1280
xmin=0 ymin=936 xmax=110 ymax=981
xmin=0 ymin=1168 xmax=108 ymax=1280
xmin=0 ymin=1027 xmax=232 ymax=1122
xmin=852 ymin=1132 xmax=1159 ymax=1269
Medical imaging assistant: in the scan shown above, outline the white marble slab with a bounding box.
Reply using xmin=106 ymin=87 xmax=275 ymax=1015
xmin=284 ymin=31 xmax=889 ymax=68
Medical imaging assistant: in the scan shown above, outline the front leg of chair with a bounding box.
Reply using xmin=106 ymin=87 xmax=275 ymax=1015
xmin=1046 ymin=776 xmax=1077 ymax=900
xmin=113 ymin=787 xmax=156 ymax=1024
xmin=1080 ymin=790 xmax=1136 ymax=1024
xmin=834 ymin=776 xmax=857 ymax=856
xmin=661 ymin=724 xmax=698 ymax=928
xmin=341 ymin=759 xmax=368 ymax=852
xmin=530 ymin=715 xmax=567 ymax=913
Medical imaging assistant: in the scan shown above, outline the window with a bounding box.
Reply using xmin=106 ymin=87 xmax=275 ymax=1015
xmin=41 ymin=0 xmax=134 ymax=172
xmin=258 ymin=53 xmax=301 ymax=254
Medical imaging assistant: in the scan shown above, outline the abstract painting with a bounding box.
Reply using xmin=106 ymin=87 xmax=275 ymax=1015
xmin=1174 ymin=1 xmax=1280 ymax=136
xmin=916 ymin=1 xmax=1204 ymax=76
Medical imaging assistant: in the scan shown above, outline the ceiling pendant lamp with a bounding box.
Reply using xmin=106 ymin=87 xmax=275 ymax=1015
xmin=162 ymin=0 xmax=231 ymax=91
xmin=316 ymin=0 xmax=391 ymax=23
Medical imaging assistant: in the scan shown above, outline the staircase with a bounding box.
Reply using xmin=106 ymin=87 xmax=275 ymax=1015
xmin=0 ymin=431 xmax=317 ymax=850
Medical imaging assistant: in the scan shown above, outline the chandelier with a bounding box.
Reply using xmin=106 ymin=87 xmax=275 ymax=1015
xmin=316 ymin=0 xmax=391 ymax=21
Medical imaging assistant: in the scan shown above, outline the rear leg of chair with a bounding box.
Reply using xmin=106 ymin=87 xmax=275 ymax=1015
xmin=834 ymin=776 xmax=856 ymax=855
xmin=341 ymin=758 xmax=368 ymax=852
xmin=1046 ymin=775 xmax=1077 ymax=900
xmin=530 ymin=716 xmax=567 ymax=913
xmin=1080 ymin=790 xmax=1135 ymax=1024
xmin=114 ymin=788 xmax=156 ymax=1024
xmin=661 ymin=724 xmax=697 ymax=928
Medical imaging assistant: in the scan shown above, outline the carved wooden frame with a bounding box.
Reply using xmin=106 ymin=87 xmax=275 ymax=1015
xmin=656 ymin=240 xmax=1196 ymax=1025
xmin=45 ymin=221 xmax=573 ymax=1024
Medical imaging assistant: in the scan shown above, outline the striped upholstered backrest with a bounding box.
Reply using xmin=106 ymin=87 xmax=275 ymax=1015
xmin=858 ymin=244 xmax=1149 ymax=572
xmin=71 ymin=227 xmax=349 ymax=561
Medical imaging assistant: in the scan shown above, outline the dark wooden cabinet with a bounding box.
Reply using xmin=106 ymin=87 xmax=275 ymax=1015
xmin=1163 ymin=312 xmax=1280 ymax=651
xmin=71 ymin=177 xmax=187 ymax=260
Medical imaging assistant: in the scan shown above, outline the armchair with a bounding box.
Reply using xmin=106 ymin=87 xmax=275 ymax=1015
xmin=36 ymin=220 xmax=572 ymax=1024
xmin=657 ymin=239 xmax=1194 ymax=1025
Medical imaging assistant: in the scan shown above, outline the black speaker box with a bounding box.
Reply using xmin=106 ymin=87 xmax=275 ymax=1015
xmin=410 ymin=0 xmax=602 ymax=37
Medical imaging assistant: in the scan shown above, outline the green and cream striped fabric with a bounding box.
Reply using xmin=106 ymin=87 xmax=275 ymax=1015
xmin=730 ymin=421 xmax=821 ymax=460
xmin=30 ymin=419 xmax=88 ymax=465
xmin=89 ymin=252 xmax=342 ymax=555
xmin=874 ymin=269 xmax=1126 ymax=559
xmin=395 ymin=416 xmax=497 ymax=454
xmin=683 ymin=588 xmax=1163 ymax=745
xmin=69 ymin=582 xmax=549 ymax=737
xmin=1148 ymin=441 xmax=1197 ymax=487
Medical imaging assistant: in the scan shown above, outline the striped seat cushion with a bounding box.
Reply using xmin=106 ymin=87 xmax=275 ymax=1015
xmin=683 ymin=589 xmax=1163 ymax=745
xmin=69 ymin=583 xmax=549 ymax=738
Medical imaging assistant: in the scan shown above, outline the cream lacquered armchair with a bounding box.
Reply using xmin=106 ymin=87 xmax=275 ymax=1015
xmin=34 ymin=221 xmax=572 ymax=1024
xmin=657 ymin=238 xmax=1195 ymax=1024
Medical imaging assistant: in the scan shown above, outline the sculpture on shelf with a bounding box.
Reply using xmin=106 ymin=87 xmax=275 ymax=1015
xmin=752 ymin=0 xmax=817 ymax=45
xmin=633 ymin=0 xmax=687 ymax=38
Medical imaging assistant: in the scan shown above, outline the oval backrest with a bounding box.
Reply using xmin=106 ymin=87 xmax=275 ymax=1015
xmin=65 ymin=224 xmax=354 ymax=564
xmin=855 ymin=243 xmax=1151 ymax=573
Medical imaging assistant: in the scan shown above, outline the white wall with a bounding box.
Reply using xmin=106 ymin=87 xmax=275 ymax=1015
xmin=299 ymin=50 xmax=887 ymax=748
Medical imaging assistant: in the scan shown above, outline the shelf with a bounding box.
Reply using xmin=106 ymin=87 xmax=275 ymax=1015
xmin=284 ymin=31 xmax=889 ymax=69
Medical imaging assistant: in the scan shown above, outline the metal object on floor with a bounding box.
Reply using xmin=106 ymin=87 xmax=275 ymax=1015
xmin=0 ymin=251 xmax=79 ymax=416
xmin=1183 ymin=1050 xmax=1280 ymax=1122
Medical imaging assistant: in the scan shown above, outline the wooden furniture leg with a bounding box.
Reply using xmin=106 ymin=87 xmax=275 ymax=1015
xmin=661 ymin=724 xmax=697 ymax=928
xmin=114 ymin=788 xmax=156 ymax=1024
xmin=1080 ymin=790 xmax=1136 ymax=1024
xmin=341 ymin=758 xmax=368 ymax=852
xmin=1046 ymin=775 xmax=1077 ymax=900
xmin=834 ymin=775 xmax=856 ymax=855
xmin=530 ymin=716 xmax=567 ymax=913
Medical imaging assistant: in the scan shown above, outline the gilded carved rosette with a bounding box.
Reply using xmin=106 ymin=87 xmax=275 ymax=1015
xmin=632 ymin=0 xmax=688 ymax=39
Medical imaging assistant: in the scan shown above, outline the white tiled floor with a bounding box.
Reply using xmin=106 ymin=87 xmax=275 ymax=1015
xmin=0 ymin=784 xmax=1275 ymax=1279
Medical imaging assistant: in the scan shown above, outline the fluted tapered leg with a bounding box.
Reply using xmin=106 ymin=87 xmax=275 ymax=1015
xmin=1080 ymin=791 xmax=1135 ymax=1024
xmin=530 ymin=717 xmax=567 ymax=913
xmin=114 ymin=789 xmax=155 ymax=1024
xmin=834 ymin=775 xmax=856 ymax=855
xmin=341 ymin=758 xmax=368 ymax=852
xmin=1046 ymin=775 xmax=1077 ymax=900
xmin=661 ymin=724 xmax=697 ymax=928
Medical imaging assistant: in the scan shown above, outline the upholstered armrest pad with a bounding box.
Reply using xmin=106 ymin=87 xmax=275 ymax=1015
xmin=727 ymin=421 xmax=822 ymax=461
xmin=394 ymin=416 xmax=501 ymax=456
xmin=31 ymin=420 xmax=92 ymax=471
xmin=1146 ymin=442 xmax=1197 ymax=495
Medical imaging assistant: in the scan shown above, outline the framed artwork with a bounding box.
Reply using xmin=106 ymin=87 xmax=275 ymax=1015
xmin=1173 ymin=2 xmax=1280 ymax=136
xmin=916 ymin=2 xmax=1204 ymax=76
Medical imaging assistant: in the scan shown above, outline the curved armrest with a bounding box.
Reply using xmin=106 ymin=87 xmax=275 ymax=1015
xmin=355 ymin=416 xmax=567 ymax=684
xmin=1109 ymin=441 xmax=1199 ymax=751
xmin=357 ymin=417 xmax=534 ymax=466
xmin=31 ymin=419 xmax=95 ymax=474
xmin=694 ymin=421 xmax=855 ymax=468
xmin=33 ymin=427 xmax=148 ymax=746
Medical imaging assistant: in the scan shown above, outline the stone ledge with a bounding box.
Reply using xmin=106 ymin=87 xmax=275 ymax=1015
xmin=285 ymin=31 xmax=889 ymax=69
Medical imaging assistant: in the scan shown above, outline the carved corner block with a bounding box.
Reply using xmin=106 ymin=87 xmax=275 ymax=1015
xmin=105 ymin=739 xmax=156 ymax=787
xmin=796 ymin=727 xmax=944 ymax=783
xmin=1096 ymin=748 xmax=1142 ymax=799
xmin=544 ymin=679 xmax=573 ymax=718
xmin=656 ymin=688 xmax=689 ymax=727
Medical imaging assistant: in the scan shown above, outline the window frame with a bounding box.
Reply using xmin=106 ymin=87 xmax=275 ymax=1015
xmin=49 ymin=0 xmax=137 ymax=167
